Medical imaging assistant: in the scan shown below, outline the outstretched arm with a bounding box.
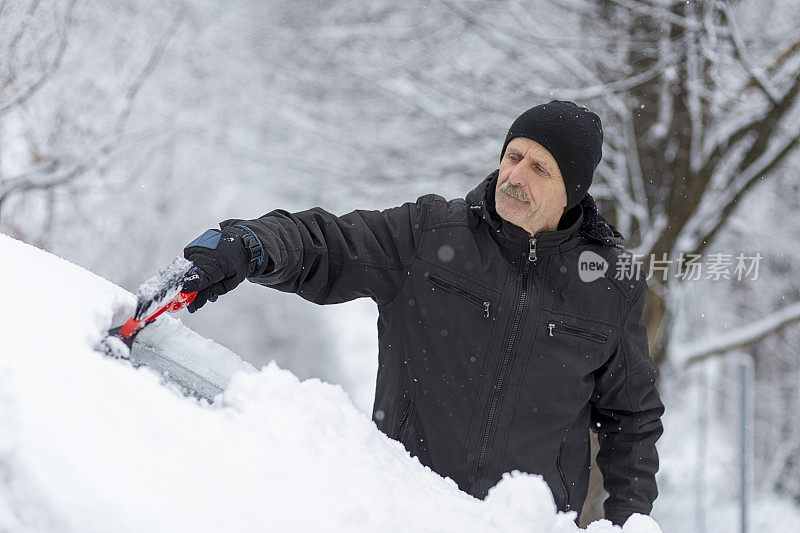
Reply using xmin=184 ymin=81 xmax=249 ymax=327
xmin=183 ymin=195 xmax=435 ymax=310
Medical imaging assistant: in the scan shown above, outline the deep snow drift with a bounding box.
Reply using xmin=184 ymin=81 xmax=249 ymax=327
xmin=0 ymin=234 xmax=662 ymax=532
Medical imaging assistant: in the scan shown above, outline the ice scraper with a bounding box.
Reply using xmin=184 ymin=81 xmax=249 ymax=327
xmin=96 ymin=257 xmax=197 ymax=359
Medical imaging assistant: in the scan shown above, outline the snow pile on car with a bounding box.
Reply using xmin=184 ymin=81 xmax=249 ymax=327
xmin=0 ymin=234 xmax=662 ymax=532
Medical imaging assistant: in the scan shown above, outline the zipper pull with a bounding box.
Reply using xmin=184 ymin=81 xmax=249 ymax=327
xmin=548 ymin=323 xmax=555 ymax=337
xmin=528 ymin=237 xmax=537 ymax=263
xmin=483 ymin=301 xmax=490 ymax=318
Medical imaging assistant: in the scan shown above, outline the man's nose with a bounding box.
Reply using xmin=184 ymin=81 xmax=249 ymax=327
xmin=507 ymin=164 xmax=528 ymax=186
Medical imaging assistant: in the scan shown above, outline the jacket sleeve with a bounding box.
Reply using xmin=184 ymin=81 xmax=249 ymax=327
xmin=218 ymin=195 xmax=434 ymax=306
xmin=590 ymin=276 xmax=664 ymax=526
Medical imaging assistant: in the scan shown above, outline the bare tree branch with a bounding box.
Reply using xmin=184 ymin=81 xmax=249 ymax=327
xmin=549 ymin=60 xmax=669 ymax=100
xmin=439 ymin=0 xmax=669 ymax=100
xmin=721 ymin=0 xmax=780 ymax=105
xmin=0 ymin=138 xmax=114 ymax=208
xmin=606 ymin=0 xmax=701 ymax=30
xmin=115 ymin=5 xmax=186 ymax=136
xmin=0 ymin=158 xmax=60 ymax=182
xmin=685 ymin=1 xmax=705 ymax=173
xmin=758 ymin=423 xmax=800 ymax=493
xmin=740 ymin=30 xmax=800 ymax=94
xmin=440 ymin=0 xmax=612 ymax=83
xmin=0 ymin=6 xmax=185 ymax=218
xmin=694 ymin=56 xmax=800 ymax=192
xmin=690 ymin=130 xmax=800 ymax=257
xmin=685 ymin=67 xmax=800 ymax=255
xmin=0 ymin=0 xmax=76 ymax=116
xmin=544 ymin=0 xmax=601 ymax=17
xmin=7 ymin=0 xmax=44 ymax=53
xmin=682 ymin=301 xmax=800 ymax=366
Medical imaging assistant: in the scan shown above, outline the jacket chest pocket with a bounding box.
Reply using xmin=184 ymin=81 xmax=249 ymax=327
xmin=546 ymin=322 xmax=607 ymax=344
xmin=427 ymin=274 xmax=492 ymax=319
xmin=406 ymin=267 xmax=499 ymax=378
xmin=537 ymin=311 xmax=615 ymax=378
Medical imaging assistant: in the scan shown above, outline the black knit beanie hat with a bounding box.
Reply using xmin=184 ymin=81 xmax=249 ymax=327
xmin=500 ymin=100 xmax=603 ymax=211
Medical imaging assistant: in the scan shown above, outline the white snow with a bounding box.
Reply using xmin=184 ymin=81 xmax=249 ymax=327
xmin=0 ymin=233 xmax=662 ymax=532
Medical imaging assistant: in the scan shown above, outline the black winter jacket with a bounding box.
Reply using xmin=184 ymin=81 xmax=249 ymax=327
xmin=224 ymin=171 xmax=664 ymax=525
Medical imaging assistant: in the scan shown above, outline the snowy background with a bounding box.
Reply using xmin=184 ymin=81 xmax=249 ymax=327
xmin=2 ymin=0 xmax=800 ymax=531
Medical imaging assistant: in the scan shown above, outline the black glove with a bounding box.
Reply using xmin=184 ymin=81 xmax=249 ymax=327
xmin=182 ymin=225 xmax=264 ymax=313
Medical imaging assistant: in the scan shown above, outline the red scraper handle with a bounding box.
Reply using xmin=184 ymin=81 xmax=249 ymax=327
xmin=119 ymin=291 xmax=197 ymax=339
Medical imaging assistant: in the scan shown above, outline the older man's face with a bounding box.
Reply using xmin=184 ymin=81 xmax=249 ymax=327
xmin=495 ymin=137 xmax=568 ymax=235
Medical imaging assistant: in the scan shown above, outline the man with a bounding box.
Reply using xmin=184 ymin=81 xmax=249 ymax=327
xmin=182 ymin=101 xmax=664 ymax=525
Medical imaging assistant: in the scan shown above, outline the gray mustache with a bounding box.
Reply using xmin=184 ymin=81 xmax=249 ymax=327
xmin=499 ymin=181 xmax=529 ymax=203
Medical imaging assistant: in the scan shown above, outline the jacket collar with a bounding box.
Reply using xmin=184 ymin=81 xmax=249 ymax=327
xmin=465 ymin=170 xmax=625 ymax=254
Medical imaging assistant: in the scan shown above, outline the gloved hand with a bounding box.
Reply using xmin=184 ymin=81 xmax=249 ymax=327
xmin=182 ymin=225 xmax=264 ymax=313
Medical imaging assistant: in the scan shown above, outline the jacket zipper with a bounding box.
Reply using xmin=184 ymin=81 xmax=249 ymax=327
xmin=474 ymin=236 xmax=536 ymax=494
xmin=547 ymin=322 xmax=608 ymax=343
xmin=556 ymin=437 xmax=571 ymax=511
xmin=428 ymin=275 xmax=491 ymax=318
xmin=394 ymin=396 xmax=413 ymax=442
